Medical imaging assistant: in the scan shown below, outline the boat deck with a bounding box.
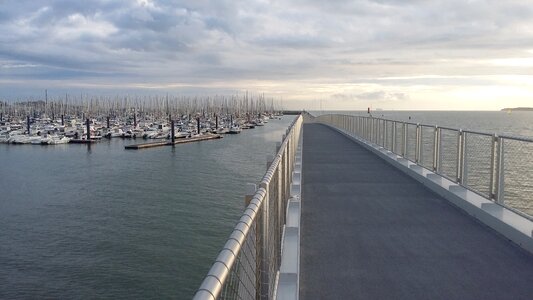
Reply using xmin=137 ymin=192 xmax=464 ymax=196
xmin=300 ymin=123 xmax=533 ymax=299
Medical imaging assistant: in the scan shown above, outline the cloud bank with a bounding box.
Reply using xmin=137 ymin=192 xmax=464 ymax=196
xmin=1 ymin=0 xmax=533 ymax=109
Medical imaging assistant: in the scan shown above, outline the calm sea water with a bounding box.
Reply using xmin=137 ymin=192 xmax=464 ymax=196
xmin=0 ymin=116 xmax=296 ymax=299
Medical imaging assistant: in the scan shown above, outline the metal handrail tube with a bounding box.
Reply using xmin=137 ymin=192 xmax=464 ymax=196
xmin=324 ymin=114 xmax=533 ymax=142
xmin=462 ymin=129 xmax=494 ymax=137
xmin=498 ymin=135 xmax=533 ymax=143
xmin=194 ymin=115 xmax=303 ymax=300
xmin=311 ymin=113 xmax=532 ymax=219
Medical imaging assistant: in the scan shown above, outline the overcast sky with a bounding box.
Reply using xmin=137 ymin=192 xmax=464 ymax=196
xmin=1 ymin=0 xmax=533 ymax=109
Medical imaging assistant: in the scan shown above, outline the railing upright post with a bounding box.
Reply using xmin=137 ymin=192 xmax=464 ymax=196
xmin=433 ymin=126 xmax=440 ymax=172
xmin=369 ymin=117 xmax=372 ymax=141
xmin=374 ymin=118 xmax=378 ymax=144
xmin=415 ymin=124 xmax=421 ymax=163
xmin=361 ymin=118 xmax=368 ymax=140
xmin=489 ymin=134 xmax=496 ymax=200
xmin=457 ymin=130 xmax=465 ymax=184
xmin=382 ymin=120 xmax=386 ymax=147
xmin=495 ymin=136 xmax=505 ymax=204
xmin=391 ymin=121 xmax=396 ymax=153
xmin=463 ymin=132 xmax=468 ymax=185
xmin=361 ymin=118 xmax=364 ymax=138
xmin=285 ymin=142 xmax=290 ymax=201
xmin=370 ymin=117 xmax=373 ymax=141
xmin=344 ymin=115 xmax=347 ymax=132
xmin=364 ymin=117 xmax=366 ymax=138
xmin=279 ymin=146 xmax=286 ymax=253
xmin=259 ymin=183 xmax=269 ymax=300
xmin=376 ymin=119 xmax=379 ymax=144
xmin=358 ymin=117 xmax=361 ymax=137
xmin=376 ymin=119 xmax=379 ymax=145
xmin=402 ymin=123 xmax=407 ymax=157
xmin=259 ymin=154 xmax=274 ymax=300
xmin=345 ymin=115 xmax=348 ymax=131
xmin=369 ymin=118 xmax=372 ymax=142
xmin=371 ymin=118 xmax=374 ymax=143
xmin=381 ymin=120 xmax=385 ymax=147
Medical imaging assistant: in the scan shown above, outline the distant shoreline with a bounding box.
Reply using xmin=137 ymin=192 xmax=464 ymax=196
xmin=501 ymin=107 xmax=533 ymax=112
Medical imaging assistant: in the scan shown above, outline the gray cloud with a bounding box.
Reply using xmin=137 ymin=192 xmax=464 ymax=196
xmin=332 ymin=91 xmax=408 ymax=102
xmin=1 ymin=0 xmax=533 ymax=107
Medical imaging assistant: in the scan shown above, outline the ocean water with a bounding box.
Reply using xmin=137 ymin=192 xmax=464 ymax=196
xmin=0 ymin=116 xmax=296 ymax=299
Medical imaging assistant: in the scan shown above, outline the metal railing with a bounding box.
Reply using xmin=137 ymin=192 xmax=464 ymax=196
xmin=311 ymin=113 xmax=533 ymax=219
xmin=194 ymin=115 xmax=303 ymax=300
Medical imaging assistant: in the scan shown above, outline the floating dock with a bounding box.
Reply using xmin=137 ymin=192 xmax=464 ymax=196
xmin=69 ymin=139 xmax=99 ymax=144
xmin=125 ymin=134 xmax=222 ymax=150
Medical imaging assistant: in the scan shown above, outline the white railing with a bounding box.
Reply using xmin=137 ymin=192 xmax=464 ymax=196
xmin=310 ymin=113 xmax=533 ymax=219
xmin=194 ymin=115 xmax=303 ymax=300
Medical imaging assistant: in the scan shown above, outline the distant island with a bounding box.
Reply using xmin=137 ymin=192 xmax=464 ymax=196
xmin=501 ymin=107 xmax=533 ymax=112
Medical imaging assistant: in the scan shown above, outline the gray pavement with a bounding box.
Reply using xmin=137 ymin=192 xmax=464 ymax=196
xmin=300 ymin=123 xmax=533 ymax=299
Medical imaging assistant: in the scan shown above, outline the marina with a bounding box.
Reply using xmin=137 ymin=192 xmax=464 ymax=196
xmin=0 ymin=114 xmax=296 ymax=299
xmin=0 ymin=94 xmax=284 ymax=148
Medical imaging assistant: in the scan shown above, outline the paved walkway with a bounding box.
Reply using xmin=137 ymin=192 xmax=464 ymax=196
xmin=300 ymin=123 xmax=533 ymax=299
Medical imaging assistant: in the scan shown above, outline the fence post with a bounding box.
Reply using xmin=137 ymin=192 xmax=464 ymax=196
xmin=369 ymin=118 xmax=372 ymax=142
xmin=495 ymin=137 xmax=505 ymax=204
xmin=363 ymin=117 xmax=365 ymax=137
xmin=382 ymin=120 xmax=386 ymax=147
xmin=369 ymin=118 xmax=373 ymax=142
xmin=402 ymin=123 xmax=407 ymax=157
xmin=258 ymin=181 xmax=269 ymax=300
xmin=457 ymin=130 xmax=465 ymax=184
xmin=391 ymin=121 xmax=396 ymax=153
xmin=369 ymin=117 xmax=372 ymax=141
xmin=433 ymin=126 xmax=439 ymax=172
xmin=374 ymin=118 xmax=378 ymax=144
xmin=415 ymin=124 xmax=421 ymax=163
xmin=489 ymin=134 xmax=496 ymax=200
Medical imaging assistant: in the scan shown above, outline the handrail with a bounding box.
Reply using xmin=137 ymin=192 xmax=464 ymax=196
xmin=316 ymin=113 xmax=533 ymax=142
xmin=194 ymin=115 xmax=303 ymax=300
xmin=308 ymin=112 xmax=532 ymax=219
